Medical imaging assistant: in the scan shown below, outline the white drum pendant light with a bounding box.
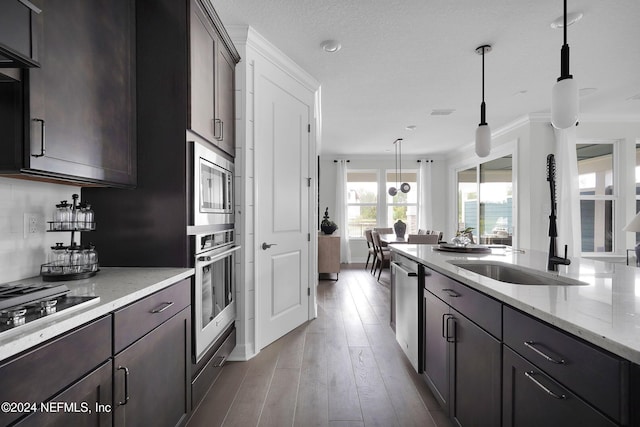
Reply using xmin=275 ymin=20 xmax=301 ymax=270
xmin=475 ymin=45 xmax=492 ymax=158
xmin=551 ymin=0 xmax=578 ymax=129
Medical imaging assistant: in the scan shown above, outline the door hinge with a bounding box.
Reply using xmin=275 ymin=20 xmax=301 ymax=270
xmin=307 ymin=233 xmax=311 ymax=241
xmin=307 ymin=287 xmax=310 ymax=296
xmin=308 ymin=124 xmax=311 ymax=133
xmin=306 ymin=177 xmax=311 ymax=187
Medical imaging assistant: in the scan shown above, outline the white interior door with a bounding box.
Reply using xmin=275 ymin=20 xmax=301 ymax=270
xmin=256 ymin=68 xmax=311 ymax=350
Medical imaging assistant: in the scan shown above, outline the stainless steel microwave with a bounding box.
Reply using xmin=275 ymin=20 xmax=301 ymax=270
xmin=189 ymin=140 xmax=234 ymax=232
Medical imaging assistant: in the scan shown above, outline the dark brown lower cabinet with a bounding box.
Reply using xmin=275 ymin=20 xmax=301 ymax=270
xmin=113 ymin=307 xmax=191 ymax=427
xmin=422 ymin=288 xmax=501 ymax=427
xmin=503 ymin=346 xmax=617 ymax=427
xmin=15 ymin=360 xmax=113 ymax=427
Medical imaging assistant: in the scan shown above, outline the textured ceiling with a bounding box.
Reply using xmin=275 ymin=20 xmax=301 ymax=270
xmin=211 ymin=0 xmax=640 ymax=156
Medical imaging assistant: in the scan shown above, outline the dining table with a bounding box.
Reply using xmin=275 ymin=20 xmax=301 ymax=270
xmin=379 ymin=233 xmax=409 ymax=245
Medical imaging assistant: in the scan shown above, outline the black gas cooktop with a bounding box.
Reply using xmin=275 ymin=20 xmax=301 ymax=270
xmin=0 ymin=283 xmax=99 ymax=334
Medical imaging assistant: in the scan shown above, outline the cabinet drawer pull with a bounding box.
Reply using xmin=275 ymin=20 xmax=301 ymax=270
xmin=442 ymin=288 xmax=461 ymax=298
xmin=524 ymin=371 xmax=566 ymax=400
xmin=150 ymin=301 xmax=174 ymax=313
xmin=445 ymin=315 xmax=456 ymax=343
xmin=31 ymin=118 xmax=46 ymax=157
xmin=524 ymin=341 xmax=565 ymax=364
xmin=117 ymin=366 xmax=130 ymax=406
xmin=212 ymin=355 xmax=227 ymax=367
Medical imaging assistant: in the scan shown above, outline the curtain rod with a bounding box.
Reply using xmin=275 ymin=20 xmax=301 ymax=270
xmin=333 ymin=160 xmax=350 ymax=162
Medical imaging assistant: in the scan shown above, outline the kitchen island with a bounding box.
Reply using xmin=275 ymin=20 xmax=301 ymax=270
xmin=390 ymin=244 xmax=640 ymax=427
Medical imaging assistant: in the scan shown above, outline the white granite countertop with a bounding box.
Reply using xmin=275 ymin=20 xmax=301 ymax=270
xmin=391 ymin=244 xmax=640 ymax=365
xmin=0 ymin=267 xmax=194 ymax=361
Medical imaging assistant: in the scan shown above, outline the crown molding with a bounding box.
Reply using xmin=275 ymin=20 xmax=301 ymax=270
xmin=227 ymin=25 xmax=320 ymax=93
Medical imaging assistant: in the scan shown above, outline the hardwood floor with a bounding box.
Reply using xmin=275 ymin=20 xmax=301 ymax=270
xmin=187 ymin=265 xmax=453 ymax=427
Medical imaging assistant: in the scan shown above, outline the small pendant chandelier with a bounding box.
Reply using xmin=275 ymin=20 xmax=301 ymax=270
xmin=551 ymin=0 xmax=578 ymax=129
xmin=475 ymin=44 xmax=492 ymax=158
xmin=388 ymin=140 xmax=398 ymax=196
xmin=388 ymin=138 xmax=410 ymax=195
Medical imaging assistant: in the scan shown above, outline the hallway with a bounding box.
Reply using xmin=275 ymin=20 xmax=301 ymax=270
xmin=187 ymin=265 xmax=453 ymax=427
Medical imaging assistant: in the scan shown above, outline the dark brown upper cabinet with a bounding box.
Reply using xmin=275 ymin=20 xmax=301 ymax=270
xmin=189 ymin=0 xmax=237 ymax=157
xmin=0 ymin=0 xmax=136 ymax=187
xmin=0 ymin=0 xmax=41 ymax=68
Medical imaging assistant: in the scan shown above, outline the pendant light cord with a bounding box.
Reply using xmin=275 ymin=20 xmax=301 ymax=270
xmin=480 ymin=47 xmax=487 ymax=126
xmin=559 ymin=0 xmax=572 ymax=80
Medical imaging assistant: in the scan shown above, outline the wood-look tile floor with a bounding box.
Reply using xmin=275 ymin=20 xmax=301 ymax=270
xmin=187 ymin=264 xmax=454 ymax=427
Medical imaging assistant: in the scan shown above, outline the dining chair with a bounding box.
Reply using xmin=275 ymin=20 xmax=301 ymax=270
xmin=418 ymin=229 xmax=427 ymax=235
xmin=371 ymin=230 xmax=391 ymax=281
xmin=408 ymin=234 xmax=440 ymax=244
xmin=431 ymin=230 xmax=444 ymax=242
xmin=364 ymin=229 xmax=376 ymax=273
xmin=373 ymin=227 xmax=393 ymax=247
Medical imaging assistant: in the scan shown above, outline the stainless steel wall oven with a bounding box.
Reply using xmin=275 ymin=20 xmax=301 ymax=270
xmin=193 ymin=229 xmax=238 ymax=362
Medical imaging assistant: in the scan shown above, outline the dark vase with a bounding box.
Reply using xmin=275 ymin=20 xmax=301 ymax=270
xmin=321 ymin=223 xmax=337 ymax=235
xmin=394 ymin=220 xmax=406 ymax=238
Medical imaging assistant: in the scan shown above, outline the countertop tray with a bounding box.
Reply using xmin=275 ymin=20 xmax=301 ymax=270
xmin=435 ymin=243 xmax=492 ymax=253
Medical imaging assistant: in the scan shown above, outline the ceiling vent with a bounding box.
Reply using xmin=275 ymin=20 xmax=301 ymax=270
xmin=430 ymin=109 xmax=455 ymax=116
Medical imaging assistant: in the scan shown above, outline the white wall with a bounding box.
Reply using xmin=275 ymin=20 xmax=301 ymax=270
xmin=0 ymin=177 xmax=80 ymax=283
xmin=319 ymin=155 xmax=447 ymax=263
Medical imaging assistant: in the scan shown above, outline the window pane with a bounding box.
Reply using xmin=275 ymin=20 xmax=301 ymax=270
xmin=479 ymin=156 xmax=513 ymax=245
xmin=577 ymin=144 xmax=614 ymax=195
xmin=580 ymin=200 xmax=613 ymax=252
xmin=458 ymin=167 xmax=478 ymax=234
xmin=387 ymin=205 xmax=418 ymax=234
xmin=347 ymin=171 xmax=377 ymax=203
xmin=347 ymin=205 xmax=377 ymax=238
xmin=347 ymin=170 xmax=378 ymax=238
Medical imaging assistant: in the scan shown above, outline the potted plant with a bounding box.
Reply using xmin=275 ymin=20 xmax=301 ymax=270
xmin=320 ymin=207 xmax=338 ymax=235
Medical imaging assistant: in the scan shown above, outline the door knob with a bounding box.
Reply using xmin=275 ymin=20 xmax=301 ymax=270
xmin=262 ymin=242 xmax=277 ymax=250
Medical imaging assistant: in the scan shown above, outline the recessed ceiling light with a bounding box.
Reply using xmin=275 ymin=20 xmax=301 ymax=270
xmin=579 ymin=87 xmax=597 ymax=97
xmin=550 ymin=11 xmax=583 ymax=29
xmin=320 ymin=40 xmax=341 ymax=53
xmin=405 ymin=125 xmax=417 ymax=131
xmin=430 ymin=109 xmax=455 ymax=116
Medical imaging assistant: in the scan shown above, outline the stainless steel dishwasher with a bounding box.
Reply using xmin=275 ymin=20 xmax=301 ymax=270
xmin=391 ymin=252 xmax=419 ymax=372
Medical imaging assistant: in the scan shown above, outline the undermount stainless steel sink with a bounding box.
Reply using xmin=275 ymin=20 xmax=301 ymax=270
xmin=448 ymin=260 xmax=589 ymax=286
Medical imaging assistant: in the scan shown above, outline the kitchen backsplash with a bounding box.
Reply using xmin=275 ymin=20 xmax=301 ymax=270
xmin=0 ymin=177 xmax=80 ymax=283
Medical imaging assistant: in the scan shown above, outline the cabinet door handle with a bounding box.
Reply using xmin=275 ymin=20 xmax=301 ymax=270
xmin=445 ymin=315 xmax=456 ymax=343
xmin=31 ymin=118 xmax=46 ymax=157
xmin=442 ymin=288 xmax=461 ymax=298
xmin=524 ymin=341 xmax=565 ymax=364
xmin=441 ymin=313 xmax=455 ymax=342
xmin=524 ymin=371 xmax=566 ymax=399
xmin=150 ymin=301 xmax=174 ymax=313
xmin=214 ymin=118 xmax=223 ymax=141
xmin=117 ymin=366 xmax=130 ymax=406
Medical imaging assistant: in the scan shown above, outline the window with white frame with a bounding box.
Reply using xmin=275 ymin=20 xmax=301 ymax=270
xmin=346 ymin=170 xmax=378 ymax=238
xmin=577 ymin=143 xmax=615 ymax=253
xmin=457 ymin=155 xmax=513 ymax=245
xmin=386 ymin=170 xmax=418 ymax=233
